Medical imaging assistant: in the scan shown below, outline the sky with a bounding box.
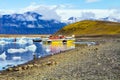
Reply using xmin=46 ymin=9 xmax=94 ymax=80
xmin=0 ymin=0 xmax=119 ymax=9
xmin=0 ymin=0 xmax=120 ymax=20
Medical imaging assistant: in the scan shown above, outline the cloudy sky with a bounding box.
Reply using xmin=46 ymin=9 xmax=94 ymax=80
xmin=0 ymin=0 xmax=120 ymax=20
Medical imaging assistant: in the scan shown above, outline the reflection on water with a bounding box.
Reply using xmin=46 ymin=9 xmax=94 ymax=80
xmin=0 ymin=38 xmax=75 ymax=71
xmin=44 ymin=40 xmax=75 ymax=54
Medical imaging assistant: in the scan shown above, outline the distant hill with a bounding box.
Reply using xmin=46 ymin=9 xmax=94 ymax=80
xmin=55 ymin=20 xmax=120 ymax=36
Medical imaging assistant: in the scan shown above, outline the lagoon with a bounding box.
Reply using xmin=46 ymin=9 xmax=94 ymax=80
xmin=0 ymin=37 xmax=75 ymax=71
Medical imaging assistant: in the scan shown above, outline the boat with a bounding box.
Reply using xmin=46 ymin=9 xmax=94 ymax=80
xmin=33 ymin=38 xmax=42 ymax=42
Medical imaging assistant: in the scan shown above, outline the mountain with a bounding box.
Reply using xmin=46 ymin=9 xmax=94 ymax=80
xmin=100 ymin=17 xmax=120 ymax=22
xmin=65 ymin=17 xmax=77 ymax=24
xmin=0 ymin=12 xmax=66 ymax=34
xmin=66 ymin=16 xmax=120 ymax=24
xmin=55 ymin=20 xmax=120 ymax=36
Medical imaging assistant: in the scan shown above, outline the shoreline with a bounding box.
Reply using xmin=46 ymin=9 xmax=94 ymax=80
xmin=0 ymin=34 xmax=50 ymax=38
xmin=0 ymin=47 xmax=75 ymax=74
xmin=0 ymin=37 xmax=120 ymax=80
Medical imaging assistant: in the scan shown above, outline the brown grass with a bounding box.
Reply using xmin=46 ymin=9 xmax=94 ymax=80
xmin=55 ymin=20 xmax=120 ymax=36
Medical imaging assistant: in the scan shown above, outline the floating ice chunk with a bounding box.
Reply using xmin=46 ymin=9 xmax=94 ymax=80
xmin=87 ymin=42 xmax=96 ymax=46
xmin=40 ymin=42 xmax=43 ymax=44
xmin=0 ymin=52 xmax=6 ymax=60
xmin=16 ymin=37 xmax=33 ymax=45
xmin=27 ymin=40 xmax=33 ymax=44
xmin=12 ymin=56 xmax=21 ymax=60
xmin=25 ymin=44 xmax=37 ymax=52
xmin=91 ymin=42 xmax=96 ymax=44
xmin=7 ymin=48 xmax=27 ymax=53
xmin=38 ymin=56 xmax=41 ymax=58
xmin=1 ymin=38 xmax=15 ymax=42
xmin=46 ymin=48 xmax=51 ymax=52
xmin=7 ymin=44 xmax=37 ymax=54
xmin=0 ymin=40 xmax=9 ymax=46
xmin=70 ymin=46 xmax=75 ymax=49
xmin=16 ymin=38 xmax=27 ymax=44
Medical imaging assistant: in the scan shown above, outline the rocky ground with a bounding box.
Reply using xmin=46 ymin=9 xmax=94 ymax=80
xmin=0 ymin=37 xmax=120 ymax=80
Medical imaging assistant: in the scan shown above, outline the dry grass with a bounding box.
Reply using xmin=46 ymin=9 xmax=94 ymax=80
xmin=55 ymin=20 xmax=120 ymax=36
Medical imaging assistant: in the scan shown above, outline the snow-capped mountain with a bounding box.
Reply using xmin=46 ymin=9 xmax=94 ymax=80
xmin=66 ymin=16 xmax=96 ymax=24
xmin=66 ymin=16 xmax=120 ymax=24
xmin=99 ymin=17 xmax=120 ymax=22
xmin=0 ymin=11 xmax=66 ymax=34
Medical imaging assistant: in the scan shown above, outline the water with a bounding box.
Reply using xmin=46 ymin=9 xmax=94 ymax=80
xmin=0 ymin=37 xmax=75 ymax=71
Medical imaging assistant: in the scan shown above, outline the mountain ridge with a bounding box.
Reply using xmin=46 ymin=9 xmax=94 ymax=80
xmin=66 ymin=16 xmax=120 ymax=24
xmin=0 ymin=11 xmax=66 ymax=34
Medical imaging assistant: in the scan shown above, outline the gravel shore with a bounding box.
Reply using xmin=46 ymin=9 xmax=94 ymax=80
xmin=0 ymin=38 xmax=120 ymax=80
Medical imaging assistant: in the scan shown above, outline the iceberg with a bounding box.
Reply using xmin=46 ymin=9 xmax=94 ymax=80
xmin=16 ymin=37 xmax=33 ymax=45
xmin=16 ymin=38 xmax=27 ymax=45
xmin=7 ymin=48 xmax=27 ymax=54
xmin=25 ymin=44 xmax=37 ymax=52
xmin=7 ymin=44 xmax=37 ymax=54
xmin=12 ymin=56 xmax=21 ymax=60
xmin=0 ymin=40 xmax=9 ymax=46
xmin=0 ymin=52 xmax=6 ymax=60
xmin=46 ymin=48 xmax=51 ymax=52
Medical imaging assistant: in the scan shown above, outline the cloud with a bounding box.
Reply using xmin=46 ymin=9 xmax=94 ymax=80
xmin=56 ymin=9 xmax=120 ymax=20
xmin=85 ymin=0 xmax=100 ymax=3
xmin=0 ymin=9 xmax=15 ymax=15
xmin=108 ymin=9 xmax=120 ymax=19
xmin=0 ymin=4 xmax=63 ymax=21
xmin=20 ymin=4 xmax=61 ymax=21
xmin=0 ymin=3 xmax=75 ymax=21
xmin=81 ymin=12 xmax=95 ymax=19
xmin=0 ymin=3 xmax=120 ymax=22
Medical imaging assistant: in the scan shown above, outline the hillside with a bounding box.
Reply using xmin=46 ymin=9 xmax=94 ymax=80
xmin=55 ymin=20 xmax=120 ymax=36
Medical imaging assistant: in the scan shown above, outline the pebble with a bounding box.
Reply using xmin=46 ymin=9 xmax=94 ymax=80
xmin=97 ymin=63 xmax=101 ymax=66
xmin=33 ymin=63 xmax=39 ymax=67
xmin=7 ymin=67 xmax=13 ymax=71
xmin=95 ymin=48 xmax=98 ymax=50
xmin=103 ymin=68 xmax=106 ymax=71
xmin=22 ymin=65 xmax=28 ymax=70
xmin=46 ymin=61 xmax=57 ymax=66
xmin=27 ymin=64 xmax=34 ymax=68
xmin=13 ymin=67 xmax=22 ymax=71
